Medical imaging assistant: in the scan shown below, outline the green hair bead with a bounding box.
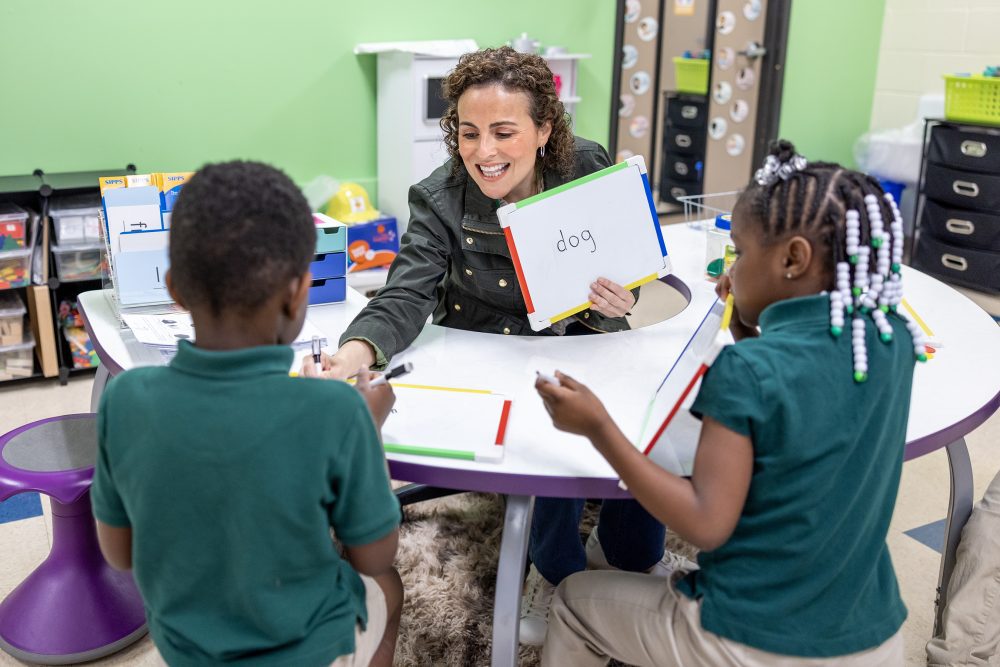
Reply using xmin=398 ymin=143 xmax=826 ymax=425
xmin=880 ymin=332 xmax=892 ymax=343
xmin=917 ymin=353 xmax=928 ymax=363
xmin=853 ymin=370 xmax=868 ymax=383
xmin=830 ymin=325 xmax=843 ymax=337
xmin=852 ymin=286 xmax=861 ymax=296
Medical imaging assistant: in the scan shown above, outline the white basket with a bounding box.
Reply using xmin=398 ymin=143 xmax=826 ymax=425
xmin=676 ymin=191 xmax=743 ymax=229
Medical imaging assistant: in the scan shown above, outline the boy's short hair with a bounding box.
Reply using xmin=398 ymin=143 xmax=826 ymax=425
xmin=169 ymin=161 xmax=315 ymax=315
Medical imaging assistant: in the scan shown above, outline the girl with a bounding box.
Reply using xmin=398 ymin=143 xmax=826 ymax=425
xmin=536 ymin=141 xmax=923 ymax=666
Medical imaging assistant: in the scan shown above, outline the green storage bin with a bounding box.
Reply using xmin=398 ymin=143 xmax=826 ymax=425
xmin=944 ymin=74 xmax=1000 ymax=126
xmin=674 ymin=57 xmax=709 ymax=95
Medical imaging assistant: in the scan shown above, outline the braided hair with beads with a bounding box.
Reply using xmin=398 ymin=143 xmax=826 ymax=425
xmin=743 ymin=140 xmax=927 ymax=383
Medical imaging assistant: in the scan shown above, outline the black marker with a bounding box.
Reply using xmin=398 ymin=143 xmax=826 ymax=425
xmin=368 ymin=362 xmax=413 ymax=388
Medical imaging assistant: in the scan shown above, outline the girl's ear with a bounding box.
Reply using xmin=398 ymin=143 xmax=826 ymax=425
xmin=783 ymin=235 xmax=814 ymax=279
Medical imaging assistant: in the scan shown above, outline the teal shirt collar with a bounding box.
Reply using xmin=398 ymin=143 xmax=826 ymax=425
xmin=169 ymin=339 xmax=293 ymax=379
xmin=758 ymin=293 xmax=831 ymax=334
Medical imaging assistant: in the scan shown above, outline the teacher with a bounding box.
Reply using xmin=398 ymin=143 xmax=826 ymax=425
xmin=311 ymin=47 xmax=680 ymax=647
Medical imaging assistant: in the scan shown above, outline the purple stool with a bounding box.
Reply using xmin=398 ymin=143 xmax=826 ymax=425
xmin=0 ymin=414 xmax=147 ymax=664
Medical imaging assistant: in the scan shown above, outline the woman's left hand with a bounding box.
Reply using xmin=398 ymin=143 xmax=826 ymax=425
xmin=589 ymin=277 xmax=635 ymax=318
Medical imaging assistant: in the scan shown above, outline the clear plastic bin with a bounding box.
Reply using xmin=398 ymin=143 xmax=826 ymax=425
xmin=0 ymin=335 xmax=35 ymax=381
xmin=51 ymin=243 xmax=107 ymax=282
xmin=0 ymin=248 xmax=31 ymax=289
xmin=49 ymin=195 xmax=103 ymax=245
xmin=0 ymin=203 xmax=29 ymax=251
xmin=0 ymin=291 xmax=26 ymax=346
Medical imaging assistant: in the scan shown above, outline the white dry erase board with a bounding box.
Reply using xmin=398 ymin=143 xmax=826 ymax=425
xmin=380 ymin=384 xmax=511 ymax=462
xmin=634 ymin=298 xmax=726 ymax=476
xmin=497 ymin=155 xmax=670 ymax=331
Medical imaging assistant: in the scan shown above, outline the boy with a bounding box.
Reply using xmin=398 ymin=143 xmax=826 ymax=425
xmin=92 ymin=161 xmax=403 ymax=666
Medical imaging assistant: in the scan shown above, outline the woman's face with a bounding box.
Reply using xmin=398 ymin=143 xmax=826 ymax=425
xmin=456 ymin=84 xmax=552 ymax=204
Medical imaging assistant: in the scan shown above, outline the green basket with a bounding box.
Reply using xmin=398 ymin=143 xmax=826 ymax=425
xmin=944 ymin=74 xmax=1000 ymax=126
xmin=674 ymin=57 xmax=709 ymax=95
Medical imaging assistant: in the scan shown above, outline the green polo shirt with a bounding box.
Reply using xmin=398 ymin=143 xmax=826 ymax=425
xmin=679 ymin=294 xmax=914 ymax=657
xmin=92 ymin=341 xmax=401 ymax=667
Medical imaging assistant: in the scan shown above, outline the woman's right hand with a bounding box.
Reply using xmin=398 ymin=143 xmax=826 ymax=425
xmin=715 ymin=275 xmax=758 ymax=341
xmin=302 ymin=339 xmax=376 ymax=380
xmin=355 ymin=368 xmax=396 ymax=429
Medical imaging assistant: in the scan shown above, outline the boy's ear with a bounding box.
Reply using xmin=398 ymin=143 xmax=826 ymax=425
xmin=783 ymin=235 xmax=814 ymax=279
xmin=285 ymin=269 xmax=312 ymax=318
xmin=164 ymin=269 xmax=187 ymax=309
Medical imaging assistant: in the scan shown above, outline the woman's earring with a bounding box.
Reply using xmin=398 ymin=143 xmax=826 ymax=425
xmin=539 ymin=145 xmax=546 ymax=158
xmin=785 ymin=272 xmax=792 ymax=279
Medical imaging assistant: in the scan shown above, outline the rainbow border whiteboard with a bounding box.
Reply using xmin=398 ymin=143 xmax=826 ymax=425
xmin=497 ymin=155 xmax=670 ymax=332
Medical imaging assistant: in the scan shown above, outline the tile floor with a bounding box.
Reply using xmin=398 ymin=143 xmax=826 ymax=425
xmin=0 ymin=368 xmax=998 ymax=666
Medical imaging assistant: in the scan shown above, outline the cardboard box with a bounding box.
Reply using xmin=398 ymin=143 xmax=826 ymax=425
xmin=347 ymin=216 xmax=399 ymax=272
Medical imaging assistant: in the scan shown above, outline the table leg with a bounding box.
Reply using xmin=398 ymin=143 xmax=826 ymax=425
xmin=491 ymin=495 xmax=535 ymax=667
xmin=934 ymin=437 xmax=973 ymax=636
xmin=90 ymin=365 xmax=110 ymax=413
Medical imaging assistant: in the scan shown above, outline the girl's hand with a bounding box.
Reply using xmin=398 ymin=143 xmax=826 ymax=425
xmin=535 ymin=371 xmax=614 ymax=438
xmin=714 ymin=275 xmax=758 ymax=341
xmin=355 ymin=367 xmax=396 ymax=429
xmin=589 ymin=277 xmax=635 ymax=318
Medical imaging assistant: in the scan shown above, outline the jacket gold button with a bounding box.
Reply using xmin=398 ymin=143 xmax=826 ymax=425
xmin=454 ymin=303 xmax=462 ymax=311
xmin=584 ymin=312 xmax=590 ymax=318
xmin=503 ymin=327 xmax=511 ymax=335
xmin=498 ymin=278 xmax=508 ymax=288
xmin=465 ymin=268 xmax=473 ymax=276
xmin=465 ymin=237 xmax=474 ymax=245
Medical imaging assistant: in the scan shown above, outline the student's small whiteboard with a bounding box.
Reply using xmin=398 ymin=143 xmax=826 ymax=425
xmin=497 ymin=156 xmax=670 ymax=331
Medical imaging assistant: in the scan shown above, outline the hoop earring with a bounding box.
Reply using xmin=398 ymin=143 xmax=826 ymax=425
xmin=538 ymin=145 xmax=546 ymax=158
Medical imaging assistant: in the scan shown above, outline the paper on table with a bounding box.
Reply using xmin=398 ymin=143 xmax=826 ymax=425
xmin=381 ymin=384 xmax=510 ymax=462
xmin=122 ymin=312 xmax=328 ymax=354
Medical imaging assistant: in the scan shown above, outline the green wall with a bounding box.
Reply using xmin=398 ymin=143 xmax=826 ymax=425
xmin=1 ymin=1 xmax=886 ymax=194
xmin=778 ymin=0 xmax=886 ymax=168
xmin=0 ymin=1 xmax=615 ymax=197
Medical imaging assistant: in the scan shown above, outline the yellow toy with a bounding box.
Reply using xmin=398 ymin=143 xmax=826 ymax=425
xmin=326 ymin=182 xmax=380 ymax=224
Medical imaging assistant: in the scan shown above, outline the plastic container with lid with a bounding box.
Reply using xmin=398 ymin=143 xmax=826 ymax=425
xmin=0 ymin=334 xmax=35 ymax=381
xmin=49 ymin=194 xmax=103 ymax=245
xmin=705 ymin=213 xmax=736 ymax=279
xmin=51 ymin=243 xmax=107 ymax=282
xmin=0 ymin=248 xmax=31 ymax=289
xmin=0 ymin=203 xmax=29 ymax=251
xmin=0 ymin=291 xmax=25 ymax=346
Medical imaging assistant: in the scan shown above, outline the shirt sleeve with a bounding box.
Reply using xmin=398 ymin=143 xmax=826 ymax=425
xmin=690 ymin=346 xmax=764 ymax=438
xmin=91 ymin=384 xmax=131 ymax=528
xmin=328 ymin=395 xmax=402 ymax=546
xmin=339 ymin=183 xmax=451 ymax=364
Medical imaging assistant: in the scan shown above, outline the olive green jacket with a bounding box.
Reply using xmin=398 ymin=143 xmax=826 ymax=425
xmin=340 ymin=137 xmax=632 ymax=367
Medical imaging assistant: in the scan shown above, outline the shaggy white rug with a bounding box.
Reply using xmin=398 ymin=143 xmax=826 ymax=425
xmin=391 ymin=492 xmax=697 ymax=667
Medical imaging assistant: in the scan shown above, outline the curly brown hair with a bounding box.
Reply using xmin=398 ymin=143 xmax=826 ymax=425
xmin=440 ymin=46 xmax=575 ymax=179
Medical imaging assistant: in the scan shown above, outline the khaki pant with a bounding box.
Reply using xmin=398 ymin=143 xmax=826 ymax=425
xmin=542 ymin=570 xmax=903 ymax=667
xmin=152 ymin=574 xmax=386 ymax=666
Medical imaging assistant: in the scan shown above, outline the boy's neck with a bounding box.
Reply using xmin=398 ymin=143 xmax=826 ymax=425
xmin=189 ymin=307 xmax=285 ymax=351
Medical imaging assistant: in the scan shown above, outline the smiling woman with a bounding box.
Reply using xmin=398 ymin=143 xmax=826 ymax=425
xmin=308 ymin=45 xmax=680 ymax=650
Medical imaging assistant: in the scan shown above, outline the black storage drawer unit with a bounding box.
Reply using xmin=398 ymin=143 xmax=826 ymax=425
xmin=920 ymin=199 xmax=1000 ymax=252
xmin=659 ymin=176 xmax=703 ymax=205
xmin=923 ymin=163 xmax=1000 ymax=211
xmin=928 ymin=125 xmax=1000 ymax=174
xmin=663 ymin=124 xmax=707 ymax=157
xmin=913 ymin=234 xmax=1000 ymax=292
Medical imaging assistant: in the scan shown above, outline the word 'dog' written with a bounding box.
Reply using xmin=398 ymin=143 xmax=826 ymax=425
xmin=556 ymin=229 xmax=597 ymax=253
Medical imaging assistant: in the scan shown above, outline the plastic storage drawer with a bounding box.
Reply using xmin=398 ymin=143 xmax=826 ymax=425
xmin=662 ymin=154 xmax=702 ymax=182
xmin=659 ymin=176 xmax=703 ymax=205
xmin=928 ymin=125 xmax=1000 ymax=174
xmin=49 ymin=195 xmax=103 ymax=245
xmin=0 ymin=291 xmax=25 ymax=346
xmin=310 ymin=252 xmax=347 ymax=280
xmin=0 ymin=336 xmax=35 ymax=381
xmin=665 ymin=95 xmax=708 ymax=129
xmin=923 ymin=163 xmax=1000 ymax=211
xmin=913 ymin=234 xmax=1000 ymax=293
xmin=0 ymin=249 xmax=31 ymax=289
xmin=308 ymin=277 xmax=347 ymax=305
xmin=51 ymin=243 xmax=107 ymax=282
xmin=920 ymin=198 xmax=1000 ymax=252
xmin=0 ymin=203 xmax=28 ymax=251
xmin=316 ymin=225 xmax=347 ymax=255
xmin=663 ymin=125 xmax=707 ymax=157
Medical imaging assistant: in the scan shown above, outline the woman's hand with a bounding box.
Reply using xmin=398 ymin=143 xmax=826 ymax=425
xmin=302 ymin=339 xmax=376 ymax=380
xmin=589 ymin=277 xmax=635 ymax=319
xmin=715 ymin=275 xmax=758 ymax=341
xmin=535 ymin=371 xmax=615 ymax=440
xmin=355 ymin=367 xmax=396 ymax=429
